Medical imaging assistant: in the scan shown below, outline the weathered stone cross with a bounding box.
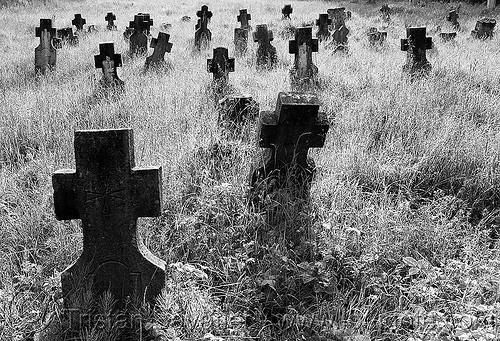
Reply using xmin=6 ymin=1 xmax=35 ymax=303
xmin=105 ymin=12 xmax=117 ymax=30
xmin=289 ymin=27 xmax=318 ymax=86
xmin=253 ymin=24 xmax=277 ymax=68
xmin=129 ymin=14 xmax=149 ymax=55
xmin=94 ymin=42 xmax=124 ymax=87
xmin=316 ymin=13 xmax=332 ymax=42
xmin=35 ymin=19 xmax=60 ymax=74
xmin=282 ymin=4 xmax=293 ymax=19
xmin=145 ymin=32 xmax=173 ymax=69
xmin=138 ymin=12 xmax=154 ymax=35
xmin=53 ymin=128 xmax=165 ymax=310
xmin=234 ymin=28 xmax=248 ymax=56
xmin=195 ymin=5 xmax=213 ymax=50
xmin=401 ymin=26 xmax=432 ymax=76
xmin=207 ymin=47 xmax=235 ymax=84
xmin=72 ymin=14 xmax=86 ymax=32
xmin=237 ymin=9 xmax=251 ymax=30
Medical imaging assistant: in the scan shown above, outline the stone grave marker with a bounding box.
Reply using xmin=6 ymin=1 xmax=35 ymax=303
xmin=380 ymin=4 xmax=391 ymax=23
xmin=105 ymin=12 xmax=117 ymax=30
xmin=253 ymin=24 xmax=277 ymax=69
xmin=94 ymin=42 xmax=124 ymax=88
xmin=471 ymin=18 xmax=496 ymax=39
xmin=401 ymin=26 xmax=432 ymax=76
xmin=316 ymin=13 xmax=332 ymax=42
xmin=282 ymin=4 xmax=293 ymax=19
xmin=234 ymin=28 xmax=248 ymax=56
xmin=447 ymin=9 xmax=460 ymax=30
xmin=250 ymin=92 xmax=329 ymax=194
xmin=35 ymin=19 xmax=60 ymax=74
xmin=439 ymin=32 xmax=457 ymax=42
xmin=145 ymin=32 xmax=173 ymax=69
xmin=72 ymin=14 xmax=86 ymax=32
xmin=57 ymin=28 xmax=79 ymax=46
xmin=218 ymin=94 xmax=259 ymax=133
xmin=328 ymin=7 xmax=346 ymax=30
xmin=289 ymin=27 xmax=318 ymax=87
xmin=195 ymin=5 xmax=213 ymax=50
xmin=368 ymin=27 xmax=387 ymax=45
xmin=53 ymin=128 xmax=165 ymax=311
xmin=129 ymin=14 xmax=149 ymax=55
xmin=207 ymin=47 xmax=235 ymax=86
xmin=330 ymin=25 xmax=349 ymax=51
xmin=138 ymin=12 xmax=154 ymax=35
xmin=237 ymin=9 xmax=251 ymax=30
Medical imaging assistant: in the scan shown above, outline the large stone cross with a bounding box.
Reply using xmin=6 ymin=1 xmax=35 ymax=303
xmin=105 ymin=12 xmax=117 ymax=30
xmin=253 ymin=24 xmax=277 ymax=68
xmin=207 ymin=47 xmax=234 ymax=83
xmin=401 ymin=26 xmax=432 ymax=75
xmin=53 ymin=128 xmax=165 ymax=310
xmin=316 ymin=13 xmax=332 ymax=41
xmin=72 ymin=14 xmax=86 ymax=32
xmin=35 ymin=19 xmax=59 ymax=74
xmin=129 ymin=14 xmax=149 ymax=55
xmin=195 ymin=5 xmax=212 ymax=50
xmin=94 ymin=42 xmax=124 ymax=87
xmin=145 ymin=32 xmax=173 ymax=69
xmin=237 ymin=9 xmax=251 ymax=30
xmin=289 ymin=27 xmax=318 ymax=84
xmin=282 ymin=4 xmax=293 ymax=19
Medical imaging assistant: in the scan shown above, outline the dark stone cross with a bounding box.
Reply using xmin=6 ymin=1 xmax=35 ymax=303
xmin=105 ymin=12 xmax=117 ymax=30
xmin=253 ymin=24 xmax=277 ymax=69
xmin=447 ymin=10 xmax=460 ymax=30
xmin=328 ymin=7 xmax=346 ymax=30
xmin=234 ymin=28 xmax=248 ymax=56
xmin=316 ymin=14 xmax=332 ymax=42
xmin=282 ymin=4 xmax=293 ymax=19
xmin=401 ymin=26 xmax=432 ymax=76
xmin=471 ymin=18 xmax=496 ymax=39
xmin=195 ymin=5 xmax=213 ymax=50
xmin=35 ymin=19 xmax=60 ymax=74
xmin=145 ymin=32 xmax=173 ymax=69
xmin=94 ymin=42 xmax=124 ymax=88
xmin=57 ymin=28 xmax=79 ymax=47
xmin=289 ymin=27 xmax=318 ymax=86
xmin=52 ymin=128 xmax=165 ymax=310
xmin=207 ymin=47 xmax=235 ymax=85
xmin=439 ymin=32 xmax=457 ymax=42
xmin=380 ymin=4 xmax=391 ymax=23
xmin=368 ymin=27 xmax=387 ymax=45
xmin=237 ymin=9 xmax=251 ymax=30
xmin=137 ymin=12 xmax=154 ymax=35
xmin=129 ymin=14 xmax=149 ymax=55
xmin=331 ymin=25 xmax=349 ymax=49
xmin=72 ymin=14 xmax=86 ymax=32
xmin=251 ymin=92 xmax=329 ymax=193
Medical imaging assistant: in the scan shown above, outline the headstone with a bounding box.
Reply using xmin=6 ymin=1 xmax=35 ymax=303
xmin=234 ymin=28 xmax=248 ymax=56
xmin=253 ymin=24 xmax=277 ymax=69
xmin=439 ymin=32 xmax=457 ymax=42
xmin=137 ymin=12 xmax=154 ymax=35
xmin=94 ymin=42 xmax=124 ymax=88
xmin=53 ymin=128 xmax=165 ymax=312
xmin=218 ymin=94 xmax=259 ymax=132
xmin=105 ymin=12 xmax=117 ymax=30
xmin=57 ymin=27 xmax=79 ymax=46
xmin=401 ymin=27 xmax=432 ymax=76
xmin=72 ymin=14 xmax=86 ymax=32
xmin=282 ymin=5 xmax=293 ymax=19
xmin=368 ymin=27 xmax=387 ymax=45
xmin=380 ymin=4 xmax=391 ymax=23
xmin=327 ymin=8 xmax=346 ymax=30
xmin=195 ymin=5 xmax=212 ymax=50
xmin=129 ymin=14 xmax=149 ymax=55
xmin=447 ymin=9 xmax=460 ymax=30
xmin=207 ymin=47 xmax=235 ymax=85
xmin=250 ymin=92 xmax=329 ymax=194
xmin=315 ymin=14 xmax=331 ymax=42
xmin=145 ymin=32 xmax=173 ymax=69
xmin=237 ymin=9 xmax=251 ymax=30
xmin=35 ymin=19 xmax=59 ymax=74
xmin=289 ymin=27 xmax=318 ymax=87
xmin=471 ymin=18 xmax=496 ymax=39
xmin=330 ymin=25 xmax=349 ymax=51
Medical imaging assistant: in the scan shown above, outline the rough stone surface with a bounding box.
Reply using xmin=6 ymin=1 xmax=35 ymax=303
xmin=289 ymin=27 xmax=318 ymax=88
xmin=327 ymin=7 xmax=346 ymax=30
xmin=253 ymin=24 xmax=277 ymax=69
xmin=207 ymin=47 xmax=235 ymax=86
xmin=447 ymin=9 xmax=460 ymax=30
xmin=218 ymin=94 xmax=259 ymax=127
xmin=145 ymin=32 xmax=173 ymax=69
xmin=401 ymin=26 xmax=432 ymax=76
xmin=35 ymin=19 xmax=59 ymax=74
xmin=195 ymin=5 xmax=212 ymax=50
xmin=471 ymin=18 xmax=496 ymax=39
xmin=94 ymin=42 xmax=124 ymax=88
xmin=316 ymin=14 xmax=331 ymax=42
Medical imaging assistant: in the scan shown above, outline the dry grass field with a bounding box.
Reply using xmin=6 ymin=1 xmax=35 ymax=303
xmin=0 ymin=0 xmax=500 ymax=339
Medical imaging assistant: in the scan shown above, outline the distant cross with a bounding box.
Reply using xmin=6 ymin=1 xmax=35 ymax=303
xmin=237 ymin=9 xmax=251 ymax=30
xmin=52 ymin=128 xmax=165 ymax=310
xmin=94 ymin=42 xmax=124 ymax=87
xmin=327 ymin=7 xmax=346 ymax=30
xmin=251 ymin=92 xmax=329 ymax=192
xmin=137 ymin=12 xmax=154 ymax=35
xmin=207 ymin=47 xmax=235 ymax=85
xmin=234 ymin=28 xmax=248 ymax=56
xmin=316 ymin=13 xmax=332 ymax=42
xmin=145 ymin=32 xmax=173 ymax=69
xmin=105 ymin=12 xmax=117 ymax=30
xmin=35 ymin=19 xmax=59 ymax=74
xmin=72 ymin=14 xmax=86 ymax=32
xmin=253 ymin=24 xmax=277 ymax=68
xmin=380 ymin=5 xmax=391 ymax=23
xmin=57 ymin=27 xmax=79 ymax=46
xmin=129 ymin=14 xmax=149 ymax=55
xmin=282 ymin=4 xmax=293 ymax=19
xmin=367 ymin=27 xmax=387 ymax=45
xmin=289 ymin=27 xmax=318 ymax=84
xmin=195 ymin=5 xmax=213 ymax=50
xmin=401 ymin=26 xmax=432 ymax=76
xmin=471 ymin=18 xmax=496 ymax=39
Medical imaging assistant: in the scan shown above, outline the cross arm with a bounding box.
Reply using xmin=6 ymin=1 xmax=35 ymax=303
xmin=53 ymin=169 xmax=79 ymax=220
xmin=132 ymin=166 xmax=162 ymax=217
xmin=258 ymin=111 xmax=279 ymax=147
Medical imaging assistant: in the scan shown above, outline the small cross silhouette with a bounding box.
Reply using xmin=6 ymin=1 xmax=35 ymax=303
xmin=145 ymin=32 xmax=173 ymax=69
xmin=282 ymin=4 xmax=293 ymax=19
xmin=401 ymin=27 xmax=433 ymax=75
xmin=237 ymin=9 xmax=251 ymax=29
xmin=72 ymin=14 xmax=86 ymax=31
xmin=105 ymin=12 xmax=117 ymax=30
xmin=316 ymin=13 xmax=332 ymax=41
xmin=94 ymin=42 xmax=124 ymax=87
xmin=207 ymin=47 xmax=235 ymax=83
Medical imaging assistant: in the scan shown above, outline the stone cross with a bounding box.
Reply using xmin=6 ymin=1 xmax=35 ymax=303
xmin=129 ymin=14 xmax=149 ymax=55
xmin=234 ymin=28 xmax=248 ymax=56
xmin=328 ymin=8 xmax=346 ymax=30
xmin=195 ymin=5 xmax=213 ymax=50
xmin=53 ymin=128 xmax=165 ymax=310
xmin=145 ymin=32 xmax=173 ymax=69
xmin=447 ymin=9 xmax=460 ymax=30
xmin=401 ymin=26 xmax=432 ymax=76
xmin=237 ymin=9 xmax=251 ymax=30
xmin=207 ymin=47 xmax=235 ymax=84
xmin=316 ymin=14 xmax=332 ymax=42
xmin=380 ymin=5 xmax=391 ymax=23
xmin=218 ymin=94 xmax=259 ymax=131
xmin=439 ymin=32 xmax=457 ymax=42
xmin=471 ymin=18 xmax=496 ymax=39
xmin=57 ymin=27 xmax=79 ymax=46
xmin=289 ymin=27 xmax=318 ymax=85
xmin=94 ymin=42 xmax=124 ymax=87
xmin=137 ymin=12 xmax=154 ymax=35
xmin=331 ymin=25 xmax=349 ymax=48
xmin=105 ymin=12 xmax=117 ymax=30
xmin=35 ymin=19 xmax=59 ymax=74
xmin=251 ymin=92 xmax=329 ymax=192
xmin=282 ymin=5 xmax=293 ymax=19
xmin=253 ymin=24 xmax=277 ymax=68
xmin=72 ymin=14 xmax=86 ymax=32
xmin=368 ymin=27 xmax=387 ymax=45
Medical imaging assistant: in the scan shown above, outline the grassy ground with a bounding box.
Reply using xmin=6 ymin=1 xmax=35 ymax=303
xmin=1 ymin=0 xmax=500 ymax=340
